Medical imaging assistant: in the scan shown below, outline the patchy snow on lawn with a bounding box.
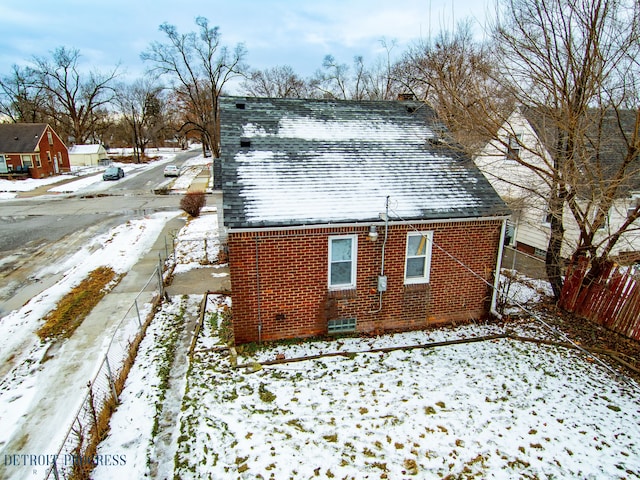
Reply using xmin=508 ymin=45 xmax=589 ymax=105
xmin=173 ymin=321 xmax=640 ymax=479
xmin=93 ymin=288 xmax=640 ymax=479
xmin=0 ymin=212 xmax=179 ymax=451
xmin=0 ymin=176 xmax=66 ymax=198
xmin=170 ymin=207 xmax=221 ymax=274
xmin=91 ymin=294 xmax=202 ymax=480
xmin=166 ymin=153 xmax=212 ymax=193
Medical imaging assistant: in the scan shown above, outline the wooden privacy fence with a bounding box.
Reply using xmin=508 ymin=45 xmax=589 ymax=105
xmin=559 ymin=257 xmax=640 ymax=341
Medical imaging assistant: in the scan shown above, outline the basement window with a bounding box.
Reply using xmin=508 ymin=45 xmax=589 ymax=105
xmin=240 ymin=139 xmax=251 ymax=148
xmin=327 ymin=318 xmax=356 ymax=334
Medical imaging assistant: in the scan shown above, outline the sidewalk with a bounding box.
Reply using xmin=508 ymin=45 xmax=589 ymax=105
xmin=0 ymin=215 xmax=186 ymax=480
xmin=1 ymin=164 xmax=226 ymax=479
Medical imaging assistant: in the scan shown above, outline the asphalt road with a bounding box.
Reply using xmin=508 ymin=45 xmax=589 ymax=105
xmin=0 ymin=149 xmax=199 ymax=251
xmin=0 ymin=148 xmax=201 ymax=310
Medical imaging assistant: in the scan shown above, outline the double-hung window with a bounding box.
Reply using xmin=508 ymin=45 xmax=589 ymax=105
xmin=328 ymin=235 xmax=357 ymax=289
xmin=21 ymin=155 xmax=33 ymax=168
xmin=404 ymin=231 xmax=433 ymax=284
xmin=506 ymin=133 xmax=522 ymax=160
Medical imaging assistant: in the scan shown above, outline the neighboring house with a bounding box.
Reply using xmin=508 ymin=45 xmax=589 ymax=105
xmin=68 ymin=144 xmax=109 ymax=167
xmin=0 ymin=123 xmax=70 ymax=178
xmin=220 ymin=96 xmax=510 ymax=344
xmin=475 ymin=108 xmax=640 ymax=261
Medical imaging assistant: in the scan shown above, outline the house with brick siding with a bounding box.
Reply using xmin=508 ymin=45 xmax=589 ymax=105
xmin=220 ymin=96 xmax=510 ymax=344
xmin=0 ymin=123 xmax=70 ymax=178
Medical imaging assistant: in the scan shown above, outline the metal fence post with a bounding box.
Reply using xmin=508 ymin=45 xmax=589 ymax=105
xmin=157 ymin=253 xmax=164 ymax=296
xmin=104 ymin=356 xmax=118 ymax=400
xmin=156 ymin=267 xmax=164 ymax=297
xmin=134 ymin=299 xmax=141 ymax=327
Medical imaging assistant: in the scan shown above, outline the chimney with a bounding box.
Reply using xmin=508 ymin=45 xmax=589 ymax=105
xmin=397 ymin=93 xmax=415 ymax=101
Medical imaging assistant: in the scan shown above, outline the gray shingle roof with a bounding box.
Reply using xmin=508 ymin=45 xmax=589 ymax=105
xmin=0 ymin=123 xmax=48 ymax=153
xmin=522 ymin=107 xmax=640 ymax=193
xmin=221 ymin=96 xmax=509 ymax=229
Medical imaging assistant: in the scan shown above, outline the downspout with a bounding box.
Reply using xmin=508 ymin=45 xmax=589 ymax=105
xmin=491 ymin=218 xmax=508 ymax=319
xmin=255 ymin=237 xmax=262 ymax=344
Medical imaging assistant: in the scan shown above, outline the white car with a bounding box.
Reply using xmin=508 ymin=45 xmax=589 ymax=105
xmin=164 ymin=165 xmax=180 ymax=177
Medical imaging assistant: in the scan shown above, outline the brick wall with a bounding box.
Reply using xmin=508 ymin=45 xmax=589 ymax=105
xmin=228 ymin=221 xmax=503 ymax=344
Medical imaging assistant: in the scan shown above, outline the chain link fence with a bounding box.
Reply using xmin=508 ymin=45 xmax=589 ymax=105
xmin=45 ymin=258 xmax=166 ymax=480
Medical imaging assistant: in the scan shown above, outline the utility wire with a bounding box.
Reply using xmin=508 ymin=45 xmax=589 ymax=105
xmin=388 ymin=206 xmax=638 ymax=387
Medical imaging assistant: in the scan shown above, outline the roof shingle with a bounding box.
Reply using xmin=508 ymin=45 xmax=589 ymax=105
xmin=0 ymin=123 xmax=49 ymax=153
xmin=221 ymin=97 xmax=509 ymax=229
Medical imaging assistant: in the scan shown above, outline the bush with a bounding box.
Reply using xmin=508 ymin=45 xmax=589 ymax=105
xmin=180 ymin=191 xmax=206 ymax=217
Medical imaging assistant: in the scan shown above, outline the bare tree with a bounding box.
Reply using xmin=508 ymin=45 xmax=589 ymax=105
xmin=313 ymin=55 xmax=352 ymax=99
xmin=393 ymin=20 xmax=513 ymax=152
xmin=0 ymin=65 xmax=46 ymax=123
xmin=30 ymin=47 xmax=119 ymax=144
xmin=491 ymin=0 xmax=640 ymax=297
xmin=364 ymin=39 xmax=400 ymax=101
xmin=141 ymin=16 xmax=247 ymax=157
xmin=311 ymin=48 xmax=399 ymax=101
xmin=241 ymin=65 xmax=311 ymax=98
xmin=113 ymin=78 xmax=167 ymax=159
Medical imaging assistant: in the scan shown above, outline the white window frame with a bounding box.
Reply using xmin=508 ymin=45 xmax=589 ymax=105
xmin=21 ymin=155 xmax=33 ymax=167
xmin=627 ymin=193 xmax=640 ymax=218
xmin=506 ymin=133 xmax=522 ymax=160
xmin=404 ymin=231 xmax=433 ymax=284
xmin=542 ymin=208 xmax=553 ymax=227
xmin=328 ymin=235 xmax=357 ymax=290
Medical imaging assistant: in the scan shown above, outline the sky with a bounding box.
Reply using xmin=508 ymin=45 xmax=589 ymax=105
xmin=0 ymin=0 xmax=494 ymax=90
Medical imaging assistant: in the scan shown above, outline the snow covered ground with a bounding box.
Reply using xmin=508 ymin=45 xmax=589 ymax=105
xmin=0 ymin=211 xmax=180 ymax=471
xmin=2 ymin=162 xmax=638 ymax=478
xmin=91 ymin=238 xmax=640 ymax=478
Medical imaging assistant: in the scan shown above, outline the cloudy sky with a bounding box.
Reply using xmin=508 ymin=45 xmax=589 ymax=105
xmin=0 ymin=0 xmax=494 ymax=89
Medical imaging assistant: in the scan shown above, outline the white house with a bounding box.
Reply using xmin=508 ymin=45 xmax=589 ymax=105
xmin=68 ymin=144 xmax=109 ymax=167
xmin=475 ymin=108 xmax=640 ymax=263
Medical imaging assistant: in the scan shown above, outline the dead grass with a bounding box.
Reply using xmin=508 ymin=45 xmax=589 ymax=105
xmin=37 ymin=267 xmax=121 ymax=340
xmin=67 ymin=296 xmax=162 ymax=480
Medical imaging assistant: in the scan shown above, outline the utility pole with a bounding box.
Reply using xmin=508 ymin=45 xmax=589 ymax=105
xmin=131 ymin=104 xmax=140 ymax=163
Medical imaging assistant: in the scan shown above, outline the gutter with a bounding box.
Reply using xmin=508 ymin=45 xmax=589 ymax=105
xmin=227 ymin=214 xmax=511 ymax=235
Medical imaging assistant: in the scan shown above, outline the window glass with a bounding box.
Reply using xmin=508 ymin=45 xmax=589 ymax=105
xmin=329 ymin=236 xmax=356 ymax=288
xmin=405 ymin=232 xmax=432 ymax=283
xmin=406 ymin=257 xmax=426 ymax=278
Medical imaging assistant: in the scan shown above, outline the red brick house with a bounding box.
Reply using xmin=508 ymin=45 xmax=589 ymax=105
xmin=220 ymin=97 xmax=510 ymax=344
xmin=0 ymin=123 xmax=70 ymax=178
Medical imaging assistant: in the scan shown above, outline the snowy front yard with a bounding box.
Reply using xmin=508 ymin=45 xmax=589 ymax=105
xmin=94 ymin=292 xmax=640 ymax=479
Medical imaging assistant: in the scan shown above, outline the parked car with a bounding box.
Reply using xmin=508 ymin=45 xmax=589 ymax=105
xmin=103 ymin=166 xmax=124 ymax=181
xmin=164 ymin=165 xmax=180 ymax=177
